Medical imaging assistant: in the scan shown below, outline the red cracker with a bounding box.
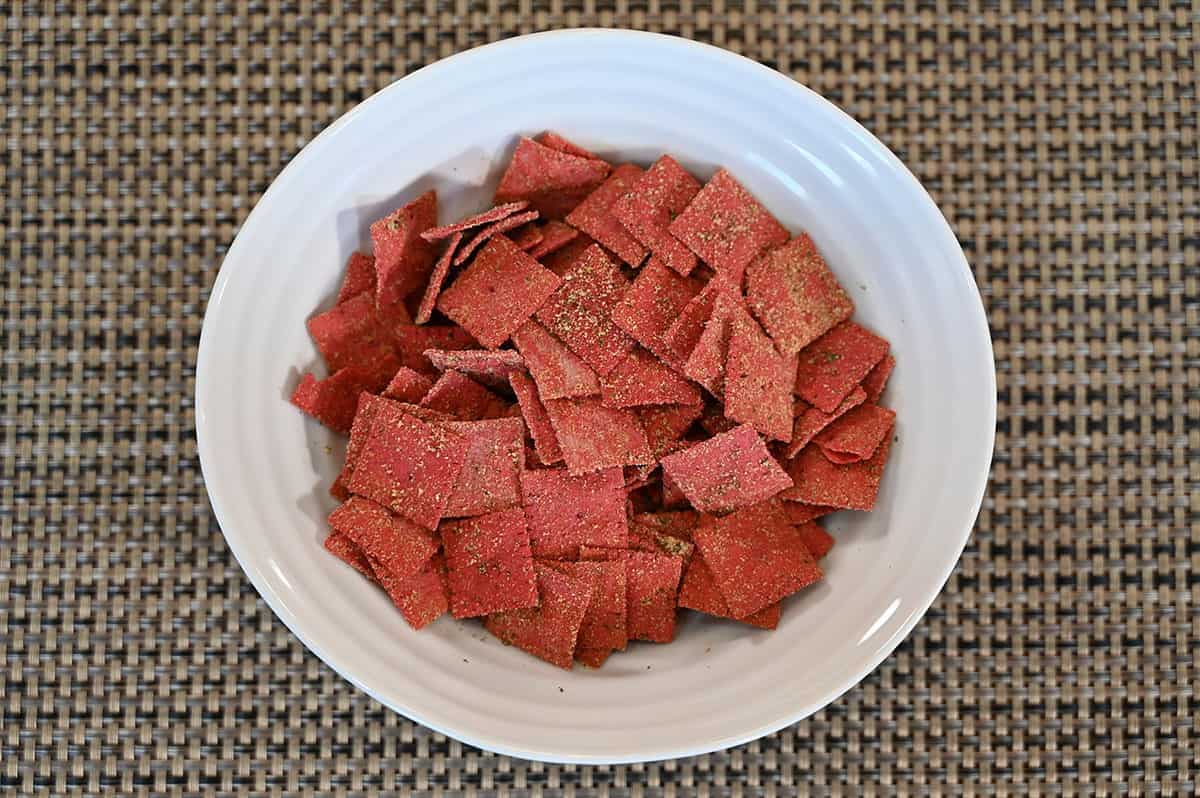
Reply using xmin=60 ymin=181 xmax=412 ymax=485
xmin=520 ymin=466 xmax=627 ymax=557
xmin=291 ymin=367 xmax=380 ymax=435
xmin=441 ymin=507 xmax=538 ymax=618
xmin=346 ymin=401 xmax=469 ymax=530
xmin=484 ymin=563 xmax=594 ymax=669
xmin=552 ymin=559 xmax=629 ymax=657
xmin=636 ymin=402 xmax=703 ymax=460
xmin=414 ymin=231 xmax=463 ymax=324
xmin=677 ymin=553 xmax=780 ymax=630
xmin=610 ymin=257 xmax=703 ymax=366
xmin=543 ymin=396 xmax=654 ymax=475
xmin=600 ymin=347 xmax=703 ymax=408
xmin=391 ymin=323 xmax=478 ymax=375
xmin=334 ymin=393 xmax=386 ymax=494
xmin=795 ymin=521 xmax=835 ymax=560
xmin=324 ymin=531 xmax=376 ymax=580
xmin=659 ymin=424 xmax=792 ymax=514
xmin=528 ymin=220 xmax=580 ymax=260
xmin=723 ymin=313 xmax=798 ymax=442
xmin=815 ymin=403 xmax=897 ymax=463
xmin=511 ymin=319 xmax=600 ymax=400
xmin=509 ymin=371 xmax=564 ymax=465
xmin=424 ymin=348 xmax=526 ymax=392
xmin=493 ymin=136 xmax=612 ymax=219
xmin=328 ymin=496 xmax=438 ymax=580
xmin=745 ymin=234 xmax=855 ymax=354
xmin=536 ymin=131 xmax=606 ymax=162
xmin=419 ymin=370 xmax=511 ymax=420
xmin=780 ymin=435 xmax=893 ymax=510
xmin=436 ymin=234 xmax=562 ymax=349
xmin=783 ymin=387 xmax=867 ymax=458
xmin=452 ymin=210 xmax=542 ymax=266
xmin=793 ymin=321 xmax=890 ymax=412
xmin=375 ymin=554 xmax=449 ymax=630
xmin=564 ymin=164 xmax=649 ymax=267
xmin=336 ymin=251 xmax=376 ymax=305
xmin=382 ymin=366 xmax=434 ymax=403
xmin=509 ymin=222 xmax=545 ymax=252
xmin=668 ymin=168 xmax=789 ymax=281
xmin=610 ymin=155 xmax=701 ymax=275
xmin=534 ymin=244 xmax=635 ymax=376
xmin=694 ymin=501 xmax=822 ymax=618
xmin=420 ymin=201 xmax=530 ymax=242
xmin=861 ymin=354 xmax=896 ymax=403
xmin=624 ymin=550 xmax=684 ymax=643
xmin=441 ymin=418 xmax=526 ymax=518
xmin=306 ymin=291 xmax=400 ymax=384
xmin=781 ymin=502 xmax=836 ymax=524
xmin=683 ymin=289 xmax=749 ymax=398
xmin=662 ymin=278 xmax=724 ymax=362
xmin=370 ymin=190 xmax=437 ymax=313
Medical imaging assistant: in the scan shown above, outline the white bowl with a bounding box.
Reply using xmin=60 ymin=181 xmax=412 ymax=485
xmin=196 ymin=30 xmax=995 ymax=764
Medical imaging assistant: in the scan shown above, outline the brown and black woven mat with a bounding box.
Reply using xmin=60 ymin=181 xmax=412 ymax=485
xmin=2 ymin=2 xmax=1196 ymax=794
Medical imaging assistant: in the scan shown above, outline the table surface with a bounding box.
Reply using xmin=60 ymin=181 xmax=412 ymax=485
xmin=2 ymin=3 xmax=1196 ymax=794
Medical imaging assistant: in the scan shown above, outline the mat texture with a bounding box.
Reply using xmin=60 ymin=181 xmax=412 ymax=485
xmin=2 ymin=2 xmax=1197 ymax=794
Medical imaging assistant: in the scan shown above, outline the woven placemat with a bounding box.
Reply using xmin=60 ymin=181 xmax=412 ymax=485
xmin=2 ymin=2 xmax=1196 ymax=794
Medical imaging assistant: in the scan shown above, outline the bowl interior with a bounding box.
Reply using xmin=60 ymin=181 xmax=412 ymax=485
xmin=196 ymin=31 xmax=995 ymax=764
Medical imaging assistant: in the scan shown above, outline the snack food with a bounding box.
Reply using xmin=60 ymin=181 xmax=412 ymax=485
xmin=290 ymin=134 xmax=897 ymax=668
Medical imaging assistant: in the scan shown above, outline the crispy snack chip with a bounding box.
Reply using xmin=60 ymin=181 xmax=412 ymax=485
xmin=336 ymin=252 xmax=377 ymax=305
xmin=420 ymin=201 xmax=530 ymax=242
xmin=677 ymin=553 xmax=780 ymax=630
xmin=745 ymin=234 xmax=854 ymax=354
xmin=611 ymin=155 xmax=701 ymax=275
xmin=783 ymin=387 xmax=867 ymax=458
xmin=861 ymin=354 xmax=896 ymax=403
xmin=420 ymin=370 xmax=511 ymax=420
xmin=781 ymin=502 xmax=836 ymax=525
xmin=494 ymin=136 xmax=611 ymax=219
xmin=543 ymin=396 xmax=654 ymax=475
xmin=793 ymin=321 xmax=890 ymax=412
xmin=370 ymin=190 xmax=438 ymax=313
xmin=346 ymin=401 xmax=469 ymax=530
xmin=780 ymin=435 xmax=893 ymax=510
xmin=291 ymin=368 xmax=380 ymax=435
xmin=668 ymin=169 xmax=788 ymax=281
xmin=414 ymin=231 xmax=463 ymax=324
xmin=815 ymin=403 xmax=897 ymax=463
xmin=659 ymin=424 xmax=792 ymax=514
xmin=442 ymin=507 xmax=539 ymax=618
xmin=452 ymin=209 xmax=542 ymax=266
xmin=528 ymin=220 xmax=580 ymax=259
xmin=381 ymin=366 xmax=434 ymax=403
xmin=536 ymin=131 xmax=606 ymax=162
xmin=328 ymin=496 xmax=438 ymax=580
xmin=625 ymin=550 xmax=684 ymax=643
xmin=437 ymin=235 xmax=562 ymax=348
xmin=600 ymin=347 xmax=702 ymax=408
xmin=424 ymin=348 xmax=526 ymax=392
xmin=795 ymin=521 xmax=835 ymax=560
xmin=509 ymin=371 xmax=564 ymax=465
xmin=520 ymin=466 xmax=627 ymax=557
xmin=375 ymin=555 xmax=450 ymax=630
xmin=534 ymin=244 xmax=635 ymax=376
xmin=723 ymin=313 xmax=798 ymax=442
xmin=564 ymin=164 xmax=649 ymax=267
xmin=693 ymin=501 xmax=822 ymax=618
xmin=442 ymin=418 xmax=526 ymax=518
xmin=484 ymin=563 xmax=594 ymax=669
xmin=610 ymin=257 xmax=703 ymax=365
xmin=511 ymin=319 xmax=601 ymax=399
xmin=306 ymin=291 xmax=400 ymax=384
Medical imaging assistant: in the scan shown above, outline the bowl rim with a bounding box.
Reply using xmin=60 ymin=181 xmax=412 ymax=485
xmin=195 ymin=28 xmax=997 ymax=764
